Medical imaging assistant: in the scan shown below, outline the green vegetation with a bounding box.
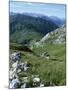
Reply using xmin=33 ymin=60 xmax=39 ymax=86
xmin=10 ymin=43 xmax=66 ymax=86
xmin=10 ymin=14 xmax=58 ymax=44
xmin=9 ymin=13 xmax=66 ymax=87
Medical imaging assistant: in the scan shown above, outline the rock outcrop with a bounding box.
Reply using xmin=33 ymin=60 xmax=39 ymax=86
xmin=40 ymin=25 xmax=66 ymax=44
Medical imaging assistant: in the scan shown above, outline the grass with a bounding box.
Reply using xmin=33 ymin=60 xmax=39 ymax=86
xmin=10 ymin=43 xmax=66 ymax=86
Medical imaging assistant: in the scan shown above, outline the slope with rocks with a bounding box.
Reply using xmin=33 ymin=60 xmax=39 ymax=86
xmin=40 ymin=25 xmax=66 ymax=44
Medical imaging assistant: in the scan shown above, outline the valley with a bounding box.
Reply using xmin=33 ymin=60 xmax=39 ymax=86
xmin=9 ymin=12 xmax=66 ymax=88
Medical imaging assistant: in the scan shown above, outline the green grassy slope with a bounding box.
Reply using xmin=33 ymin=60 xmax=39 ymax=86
xmin=10 ymin=43 xmax=66 ymax=86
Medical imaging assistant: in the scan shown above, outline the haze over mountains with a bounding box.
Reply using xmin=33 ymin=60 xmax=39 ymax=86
xmin=50 ymin=16 xmax=65 ymax=27
xmin=10 ymin=12 xmax=65 ymax=44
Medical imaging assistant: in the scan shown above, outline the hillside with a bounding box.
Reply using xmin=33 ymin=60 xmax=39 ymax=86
xmin=50 ymin=16 xmax=65 ymax=27
xmin=39 ymin=25 xmax=66 ymax=44
xmin=10 ymin=43 xmax=66 ymax=88
xmin=9 ymin=13 xmax=66 ymax=88
xmin=9 ymin=24 xmax=66 ymax=88
xmin=10 ymin=13 xmax=58 ymax=44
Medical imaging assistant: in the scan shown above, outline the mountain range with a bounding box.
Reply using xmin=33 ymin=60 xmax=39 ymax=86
xmin=10 ymin=12 xmax=65 ymax=45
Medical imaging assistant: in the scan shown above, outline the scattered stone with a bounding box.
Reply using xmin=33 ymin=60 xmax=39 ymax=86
xmin=10 ymin=52 xmax=21 ymax=61
xmin=17 ymin=62 xmax=30 ymax=71
xmin=21 ymin=83 xmax=29 ymax=88
xmin=10 ymin=78 xmax=20 ymax=89
xmin=40 ymin=83 xmax=44 ymax=87
xmin=17 ymin=69 xmax=21 ymax=73
xmin=12 ymin=61 xmax=18 ymax=68
xmin=23 ymin=77 xmax=29 ymax=83
xmin=17 ymin=63 xmax=24 ymax=70
xmin=41 ymin=52 xmax=50 ymax=59
xmin=21 ymin=83 xmax=27 ymax=88
xmin=33 ymin=77 xmax=40 ymax=83
xmin=9 ymin=70 xmax=14 ymax=80
xmin=23 ymin=62 xmax=29 ymax=71
xmin=9 ymin=51 xmax=45 ymax=88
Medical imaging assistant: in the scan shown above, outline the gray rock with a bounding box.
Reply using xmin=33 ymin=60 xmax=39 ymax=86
xmin=41 ymin=52 xmax=50 ymax=59
xmin=21 ymin=83 xmax=27 ymax=88
xmin=40 ymin=83 xmax=44 ymax=87
xmin=10 ymin=78 xmax=20 ymax=89
xmin=40 ymin=25 xmax=66 ymax=44
xmin=33 ymin=77 xmax=40 ymax=83
xmin=21 ymin=83 xmax=29 ymax=88
xmin=10 ymin=52 xmax=21 ymax=61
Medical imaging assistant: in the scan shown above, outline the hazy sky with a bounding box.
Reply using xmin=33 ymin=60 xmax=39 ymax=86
xmin=10 ymin=1 xmax=66 ymax=19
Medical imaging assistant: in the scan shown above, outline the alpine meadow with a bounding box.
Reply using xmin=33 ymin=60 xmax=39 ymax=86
xmin=9 ymin=2 xmax=66 ymax=89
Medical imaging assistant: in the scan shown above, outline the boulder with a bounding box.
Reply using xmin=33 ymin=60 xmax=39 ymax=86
xmin=23 ymin=77 xmax=29 ymax=83
xmin=40 ymin=83 xmax=44 ymax=87
xmin=21 ymin=83 xmax=29 ymax=88
xmin=21 ymin=83 xmax=26 ymax=88
xmin=10 ymin=78 xmax=20 ymax=89
xmin=33 ymin=77 xmax=40 ymax=83
xmin=41 ymin=52 xmax=50 ymax=59
xmin=12 ymin=61 xmax=18 ymax=68
xmin=10 ymin=52 xmax=21 ymax=61
xmin=23 ymin=62 xmax=30 ymax=71
xmin=17 ymin=69 xmax=21 ymax=73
